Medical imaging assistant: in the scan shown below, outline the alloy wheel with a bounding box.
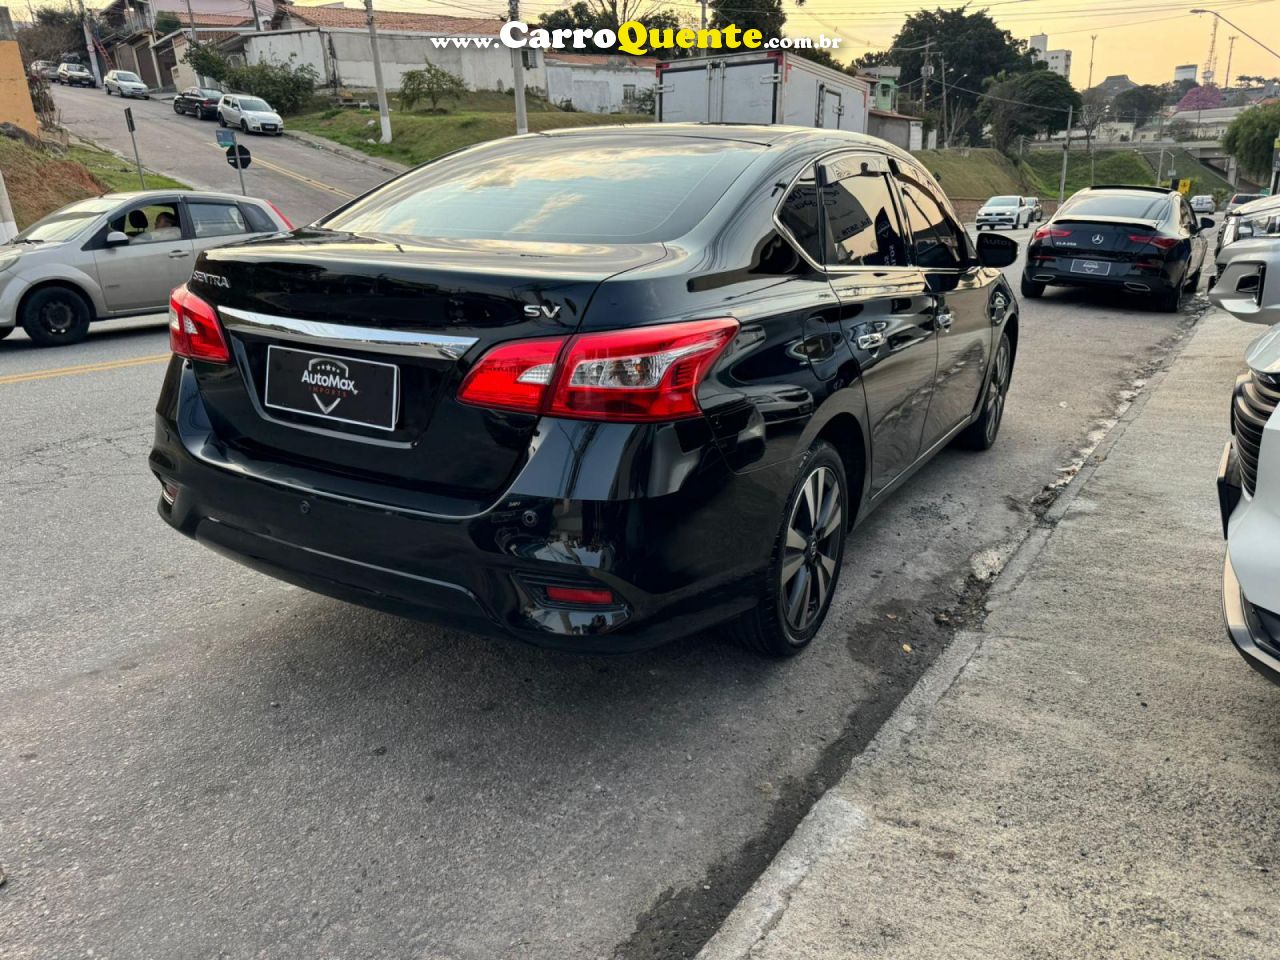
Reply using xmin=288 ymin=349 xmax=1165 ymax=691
xmin=780 ymin=465 xmax=843 ymax=636
xmin=984 ymin=339 xmax=1012 ymax=444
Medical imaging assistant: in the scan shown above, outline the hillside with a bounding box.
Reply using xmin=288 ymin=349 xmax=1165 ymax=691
xmin=910 ymin=148 xmax=1029 ymax=199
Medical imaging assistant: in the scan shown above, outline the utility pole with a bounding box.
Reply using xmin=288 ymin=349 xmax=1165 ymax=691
xmin=1058 ymin=103 xmax=1072 ymax=204
xmin=939 ymin=53 xmax=948 ymax=149
xmin=508 ymin=0 xmax=528 ymax=135
xmin=183 ymin=0 xmax=196 ymax=39
xmin=363 ymin=0 xmax=392 ymax=143
xmin=1224 ymin=35 xmax=1236 ymax=89
xmin=0 ymin=168 xmax=17 ymax=244
xmin=698 ymin=0 xmax=707 ymax=29
xmin=1087 ymin=34 xmax=1096 ymax=90
xmin=76 ymin=0 xmax=102 ymax=86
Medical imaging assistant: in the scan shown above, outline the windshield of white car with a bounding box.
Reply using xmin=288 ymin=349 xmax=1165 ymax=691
xmin=987 ymin=197 xmax=1019 ymax=206
xmin=238 ymin=98 xmax=271 ymax=112
xmin=116 ymin=72 xmax=141 ymax=83
xmin=63 ymin=64 xmax=89 ymax=73
xmin=14 ymin=199 xmax=117 ymax=243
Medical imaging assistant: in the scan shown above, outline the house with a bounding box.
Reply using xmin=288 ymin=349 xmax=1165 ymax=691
xmin=544 ymin=53 xmax=655 ymax=114
xmin=858 ymin=65 xmax=900 ymax=113
xmin=867 ymin=108 xmax=922 ymax=150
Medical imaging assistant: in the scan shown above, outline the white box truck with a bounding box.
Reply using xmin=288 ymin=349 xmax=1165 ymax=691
xmin=655 ymin=51 xmax=869 ymax=132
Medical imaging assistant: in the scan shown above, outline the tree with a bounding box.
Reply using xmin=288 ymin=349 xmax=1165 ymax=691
xmin=709 ymin=0 xmax=784 ymax=38
xmin=183 ymin=41 xmax=231 ymax=84
xmin=535 ymin=2 xmax=682 ymax=55
xmin=1223 ymin=102 xmax=1280 ymax=181
xmin=1078 ymin=87 xmax=1107 ymax=158
xmin=154 ymin=11 xmax=183 ymax=35
xmin=1175 ymin=84 xmax=1223 ymax=112
xmin=863 ymin=8 xmax=1035 ymax=144
xmin=18 ymin=6 xmax=92 ymax=66
xmin=399 ymin=62 xmax=467 ymax=111
xmin=979 ymin=69 xmax=1079 ymax=153
xmin=1112 ymin=84 xmax=1163 ymax=128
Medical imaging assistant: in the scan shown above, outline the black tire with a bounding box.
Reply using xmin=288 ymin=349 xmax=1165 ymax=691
xmin=105 ymin=86 xmax=111 ymax=95
xmin=19 ymin=286 xmax=92 ymax=347
xmin=173 ymin=100 xmax=183 ymax=113
xmin=957 ymin=330 xmax=1013 ymax=451
xmin=1185 ymin=269 xmax=1201 ymax=292
xmin=0 ymin=325 xmax=13 ymax=340
xmin=723 ymin=441 xmax=848 ymax=657
xmin=1020 ymin=275 xmax=1045 ymax=298
xmin=218 ymin=114 xmax=226 ymax=127
xmin=1157 ymin=286 xmax=1181 ymax=312
xmin=240 ymin=119 xmax=248 ymax=133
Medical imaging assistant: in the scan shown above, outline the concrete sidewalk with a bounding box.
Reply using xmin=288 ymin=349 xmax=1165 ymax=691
xmin=700 ymin=308 xmax=1280 ymax=960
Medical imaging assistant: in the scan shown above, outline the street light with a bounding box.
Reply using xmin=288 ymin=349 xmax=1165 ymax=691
xmin=1189 ymin=9 xmax=1280 ymax=62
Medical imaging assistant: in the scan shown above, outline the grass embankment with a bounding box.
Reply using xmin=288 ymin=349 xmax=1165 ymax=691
xmin=910 ymin=148 xmax=1029 ymax=199
xmin=291 ymin=91 xmax=653 ymax=167
xmin=0 ymin=137 xmax=187 ymax=229
xmin=1023 ymin=147 xmax=1231 ymax=200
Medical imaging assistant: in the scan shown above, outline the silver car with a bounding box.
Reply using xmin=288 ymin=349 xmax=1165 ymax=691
xmin=104 ymin=69 xmax=149 ymax=98
xmin=0 ymin=190 xmax=290 ymax=347
xmin=217 ymin=94 xmax=284 ymax=135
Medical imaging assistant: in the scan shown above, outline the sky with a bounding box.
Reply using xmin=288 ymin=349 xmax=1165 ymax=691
xmin=75 ymin=0 xmax=1280 ymax=89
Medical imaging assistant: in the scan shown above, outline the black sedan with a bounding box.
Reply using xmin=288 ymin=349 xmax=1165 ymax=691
xmin=151 ymin=125 xmax=1020 ymax=657
xmin=173 ymin=86 xmax=224 ymax=120
xmin=1021 ymin=185 xmax=1213 ymax=311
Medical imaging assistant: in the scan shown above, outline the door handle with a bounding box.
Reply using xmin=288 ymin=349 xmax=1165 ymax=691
xmin=935 ymin=309 xmax=955 ymax=332
xmin=857 ymin=331 xmax=886 ymax=350
xmin=168 ymin=250 xmax=190 ymax=258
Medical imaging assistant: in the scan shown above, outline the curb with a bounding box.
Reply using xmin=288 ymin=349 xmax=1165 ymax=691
xmin=695 ymin=307 xmax=1211 ymax=960
xmin=282 ymin=129 xmax=408 ymax=177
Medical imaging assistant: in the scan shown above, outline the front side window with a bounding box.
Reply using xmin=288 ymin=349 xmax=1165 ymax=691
xmin=324 ymin=135 xmax=764 ymax=244
xmin=188 ymin=202 xmax=248 ymax=238
xmin=820 ymin=172 xmax=907 ymax=268
xmin=108 ymin=203 xmax=182 ymax=245
xmin=897 ymin=175 xmax=966 ymax=269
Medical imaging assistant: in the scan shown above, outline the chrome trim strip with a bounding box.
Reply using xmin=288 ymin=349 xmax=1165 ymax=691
xmin=217 ymin=306 xmax=479 ymax=360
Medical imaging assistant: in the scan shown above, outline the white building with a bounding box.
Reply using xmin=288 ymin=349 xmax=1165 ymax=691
xmin=1029 ymin=33 xmax=1072 ymax=80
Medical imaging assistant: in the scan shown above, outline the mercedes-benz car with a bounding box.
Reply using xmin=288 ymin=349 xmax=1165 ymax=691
xmin=150 ymin=125 xmax=1021 ymax=657
xmin=0 ymin=191 xmax=290 ymax=346
xmin=1021 ymin=184 xmax=1212 ymax=311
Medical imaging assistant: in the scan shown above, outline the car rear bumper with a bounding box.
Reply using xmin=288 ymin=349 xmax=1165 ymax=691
xmin=150 ymin=358 xmax=784 ymax=652
xmin=1023 ymin=260 xmax=1179 ymax=295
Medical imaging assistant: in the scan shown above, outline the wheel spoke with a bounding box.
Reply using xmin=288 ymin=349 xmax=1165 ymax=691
xmin=786 ymin=526 xmax=806 ymax=552
xmin=781 ymin=550 xmax=805 ymax=583
xmin=812 ymin=559 xmax=829 ymax=608
xmin=787 ymin=565 xmax=810 ymax=627
xmin=800 ymin=474 xmax=817 ymax=533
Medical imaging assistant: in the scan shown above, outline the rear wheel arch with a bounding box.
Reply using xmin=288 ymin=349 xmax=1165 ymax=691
xmin=814 ymin=412 xmax=867 ymax=528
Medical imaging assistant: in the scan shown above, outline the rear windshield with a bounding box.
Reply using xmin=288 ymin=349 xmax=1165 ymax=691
xmin=1058 ymin=194 xmax=1168 ymax=219
xmin=323 ymin=135 xmax=764 ymax=244
xmin=1231 ymin=194 xmax=1263 ymax=205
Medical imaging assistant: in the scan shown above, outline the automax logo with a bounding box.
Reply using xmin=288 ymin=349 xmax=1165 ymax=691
xmin=496 ymin=20 xmax=842 ymax=56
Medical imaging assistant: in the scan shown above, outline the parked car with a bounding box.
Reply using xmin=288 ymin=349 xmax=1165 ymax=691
xmin=1023 ymin=196 xmax=1043 ymax=223
xmin=1190 ymin=194 xmax=1217 ymax=214
xmin=27 ymin=60 xmax=55 ymax=80
xmin=1217 ymin=326 xmax=1280 ymax=687
xmin=55 ymin=62 xmax=95 ymax=87
xmin=0 ymin=190 xmax=291 ymax=347
xmin=104 ymin=69 xmax=149 ymax=98
xmin=174 ymin=86 xmax=223 ymax=120
xmin=1225 ymin=193 xmax=1265 ymax=215
xmin=1210 ymin=235 xmax=1280 ymax=326
xmin=151 ymin=125 xmax=1022 ymax=657
xmin=1021 ymin=184 xmax=1212 ymax=312
xmin=1214 ymin=193 xmax=1280 ymax=264
xmin=976 ymin=195 xmax=1033 ymax=230
xmin=217 ymin=94 xmax=283 ymax=135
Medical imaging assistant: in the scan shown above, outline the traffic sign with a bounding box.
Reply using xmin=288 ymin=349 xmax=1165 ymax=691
xmin=225 ymin=144 xmax=251 ymax=170
xmin=124 ymin=107 xmax=134 ymax=132
xmin=215 ymin=128 xmax=236 ymax=148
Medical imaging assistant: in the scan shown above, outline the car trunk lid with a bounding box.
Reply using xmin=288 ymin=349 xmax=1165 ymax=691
xmin=1042 ymin=215 xmax=1166 ymax=258
xmin=185 ymin=229 xmax=667 ymax=502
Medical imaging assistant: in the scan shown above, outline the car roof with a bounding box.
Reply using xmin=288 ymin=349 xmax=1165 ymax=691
xmin=98 ymin=189 xmax=265 ymax=205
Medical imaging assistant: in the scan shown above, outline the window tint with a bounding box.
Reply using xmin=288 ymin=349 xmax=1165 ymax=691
xmin=241 ymin=203 xmax=276 ymax=233
xmin=324 ymin=136 xmax=764 ymax=244
xmin=188 ymin=202 xmax=248 ymax=238
xmin=821 ymin=173 xmax=906 ymax=267
xmin=1058 ymin=193 xmax=1168 ymax=219
xmin=898 ymin=178 xmax=966 ymax=269
xmin=778 ymin=176 xmax=822 ymax=264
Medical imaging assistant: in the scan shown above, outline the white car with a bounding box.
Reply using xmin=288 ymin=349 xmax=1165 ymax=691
xmin=104 ymin=69 xmax=149 ymax=98
xmin=1190 ymin=194 xmax=1216 ymax=214
xmin=1215 ymin=235 xmax=1280 ymax=686
xmin=217 ymin=94 xmax=284 ymax=136
xmin=975 ymin=195 xmax=1033 ymax=230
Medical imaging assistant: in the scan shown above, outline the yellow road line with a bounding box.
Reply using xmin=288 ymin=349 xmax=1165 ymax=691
xmin=208 ymin=142 xmax=354 ymax=199
xmin=0 ymin=353 xmax=170 ymax=386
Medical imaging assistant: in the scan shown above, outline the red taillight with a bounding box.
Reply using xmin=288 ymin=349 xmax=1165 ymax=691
xmin=1128 ymin=234 xmax=1178 ymax=250
xmin=266 ymin=200 xmax=294 ymax=230
xmin=545 ymin=585 xmax=616 ymax=605
xmin=168 ymin=284 xmax=230 ymax=363
xmin=1032 ymin=226 xmax=1071 ymax=241
xmin=458 ymin=318 xmax=738 ymax=423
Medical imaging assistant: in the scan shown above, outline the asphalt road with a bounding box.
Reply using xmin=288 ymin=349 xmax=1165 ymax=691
xmin=0 ymin=214 xmax=1207 ymax=958
xmin=50 ymin=84 xmax=391 ymax=226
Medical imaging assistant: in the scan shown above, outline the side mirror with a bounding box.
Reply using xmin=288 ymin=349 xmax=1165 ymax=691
xmin=104 ymin=230 xmax=130 ymax=247
xmin=976 ymin=231 xmax=1018 ymax=269
xmin=1200 ymin=216 xmax=1216 ymax=230
xmin=1237 ymin=222 xmax=1255 ymax=239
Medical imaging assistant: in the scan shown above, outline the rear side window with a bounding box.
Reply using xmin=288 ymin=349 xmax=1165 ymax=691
xmin=323 ymin=135 xmax=764 ymax=244
xmin=778 ymin=176 xmax=822 ymax=264
xmin=821 ymin=173 xmax=907 ymax=267
xmin=241 ymin=203 xmax=275 ymax=233
xmin=897 ymin=178 xmax=965 ymax=269
xmin=188 ymin=202 xmax=248 ymax=238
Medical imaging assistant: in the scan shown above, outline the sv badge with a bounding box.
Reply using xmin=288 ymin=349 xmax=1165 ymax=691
xmin=523 ymin=304 xmax=561 ymax=319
